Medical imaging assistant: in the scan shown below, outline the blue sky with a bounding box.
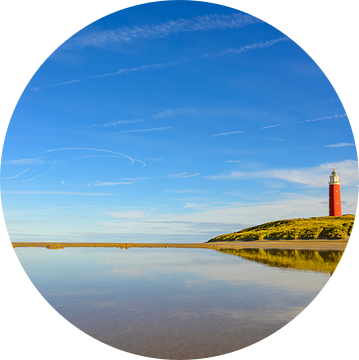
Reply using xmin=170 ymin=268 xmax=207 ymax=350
xmin=1 ymin=1 xmax=358 ymax=243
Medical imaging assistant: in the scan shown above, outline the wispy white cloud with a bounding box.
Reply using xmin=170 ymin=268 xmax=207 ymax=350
xmin=206 ymin=159 xmax=359 ymax=188
xmin=153 ymin=107 xmax=196 ymax=119
xmin=102 ymin=119 xmax=143 ymax=127
xmin=86 ymin=108 xmax=195 ymax=131
xmin=22 ymin=167 xmax=54 ymax=182
xmin=224 ymin=190 xmax=262 ymax=201
xmin=163 ymin=189 xmax=210 ymax=193
xmin=213 ymin=37 xmax=288 ymax=57
xmin=65 ymin=13 xmax=261 ymax=49
xmin=96 ymin=190 xmax=357 ymax=239
xmin=0 ymin=167 xmax=30 ymax=180
xmin=326 ymin=143 xmax=355 ymax=148
xmin=2 ymin=148 xmax=147 ymax=186
xmin=15 ymin=189 xmax=356 ymax=242
xmin=31 ymin=79 xmax=81 ymax=91
xmin=261 ymin=114 xmax=347 ymax=129
xmin=2 ymin=191 xmax=114 ymax=196
xmin=123 ymin=177 xmax=153 ymax=181
xmin=262 ymin=136 xmax=286 ymax=142
xmin=30 ymin=37 xmax=287 ymax=91
xmin=90 ymin=181 xmax=134 ymax=186
xmin=319 ymin=98 xmax=338 ymax=106
xmin=258 ymin=179 xmax=288 ymax=189
xmin=225 ymin=160 xmax=241 ymax=163
xmin=211 ymin=130 xmax=244 ymax=137
xmin=110 ymin=126 xmax=173 ymax=134
xmin=183 ymin=202 xmax=207 ymax=208
xmin=261 ymin=124 xmax=283 ymax=129
xmin=44 ymin=147 xmax=146 ymax=167
xmin=90 ymin=61 xmax=184 ymax=79
xmin=87 ymin=177 xmax=153 ymax=188
xmin=30 ymin=61 xmax=184 ymax=90
xmin=106 ymin=209 xmax=156 ymax=220
xmin=302 ymin=114 xmax=347 ymax=123
xmin=76 ymin=119 xmax=143 ymax=128
xmin=2 ymin=158 xmax=45 ymax=165
xmin=56 ymin=79 xmax=81 ymax=86
xmin=168 ymin=172 xmax=200 ymax=178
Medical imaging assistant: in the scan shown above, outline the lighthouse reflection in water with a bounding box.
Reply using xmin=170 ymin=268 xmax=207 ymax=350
xmin=14 ymin=246 xmax=340 ymax=359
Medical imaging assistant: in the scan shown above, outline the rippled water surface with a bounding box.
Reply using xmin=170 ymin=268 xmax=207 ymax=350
xmin=15 ymin=247 xmax=338 ymax=359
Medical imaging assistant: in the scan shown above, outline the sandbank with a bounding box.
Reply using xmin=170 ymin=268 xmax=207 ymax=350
xmin=12 ymin=239 xmax=348 ymax=251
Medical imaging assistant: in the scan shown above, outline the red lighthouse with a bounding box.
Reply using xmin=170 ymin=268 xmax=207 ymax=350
xmin=329 ymin=168 xmax=342 ymax=216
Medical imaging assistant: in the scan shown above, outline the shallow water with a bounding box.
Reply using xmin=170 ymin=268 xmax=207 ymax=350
xmin=15 ymin=247 xmax=337 ymax=359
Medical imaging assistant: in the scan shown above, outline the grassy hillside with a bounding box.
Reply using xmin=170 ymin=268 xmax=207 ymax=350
xmin=208 ymin=215 xmax=355 ymax=242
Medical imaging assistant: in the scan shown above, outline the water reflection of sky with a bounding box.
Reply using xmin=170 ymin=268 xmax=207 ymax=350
xmin=15 ymin=248 xmax=329 ymax=359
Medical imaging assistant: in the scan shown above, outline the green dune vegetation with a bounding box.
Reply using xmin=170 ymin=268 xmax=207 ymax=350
xmin=208 ymin=215 xmax=355 ymax=242
xmin=218 ymin=248 xmax=343 ymax=274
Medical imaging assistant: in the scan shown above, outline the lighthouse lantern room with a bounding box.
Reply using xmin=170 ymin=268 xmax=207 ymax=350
xmin=329 ymin=168 xmax=342 ymax=217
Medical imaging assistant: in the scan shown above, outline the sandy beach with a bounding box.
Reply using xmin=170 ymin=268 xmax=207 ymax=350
xmin=11 ymin=239 xmax=349 ymax=251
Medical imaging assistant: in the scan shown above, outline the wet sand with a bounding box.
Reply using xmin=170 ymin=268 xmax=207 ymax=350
xmin=12 ymin=239 xmax=348 ymax=251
